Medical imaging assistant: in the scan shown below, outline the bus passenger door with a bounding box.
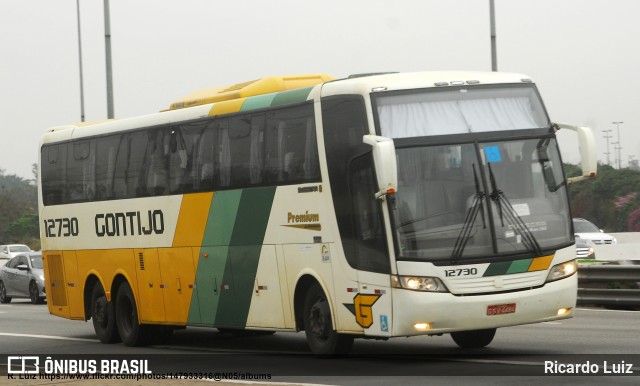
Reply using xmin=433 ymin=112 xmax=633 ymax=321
xmin=134 ymin=249 xmax=166 ymax=323
xmin=350 ymin=154 xmax=394 ymax=338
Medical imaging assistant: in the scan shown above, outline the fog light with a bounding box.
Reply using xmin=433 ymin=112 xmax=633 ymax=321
xmin=414 ymin=322 xmax=432 ymax=331
xmin=557 ymin=307 xmax=572 ymax=316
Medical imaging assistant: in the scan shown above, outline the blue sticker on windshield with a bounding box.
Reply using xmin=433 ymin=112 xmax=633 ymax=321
xmin=484 ymin=146 xmax=502 ymax=163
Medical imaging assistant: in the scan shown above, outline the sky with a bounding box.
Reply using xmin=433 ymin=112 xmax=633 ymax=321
xmin=1 ymin=0 xmax=639 ymax=180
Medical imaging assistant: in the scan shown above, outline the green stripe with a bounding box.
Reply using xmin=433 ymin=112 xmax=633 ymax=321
xmin=188 ymin=190 xmax=242 ymax=326
xmin=207 ymin=191 xmax=242 ymax=246
xmin=507 ymin=258 xmax=533 ymax=274
xmin=189 ymin=245 xmax=229 ymax=325
xmin=215 ymin=245 xmax=262 ymax=326
xmin=484 ymin=258 xmax=535 ymax=277
xmin=241 ymin=93 xmax=276 ymax=111
xmin=230 ymin=187 xmax=277 ymax=245
xmin=483 ymin=261 xmax=511 ymax=277
xmin=188 ymin=187 xmax=277 ymax=327
xmin=270 ymin=87 xmax=313 ymax=106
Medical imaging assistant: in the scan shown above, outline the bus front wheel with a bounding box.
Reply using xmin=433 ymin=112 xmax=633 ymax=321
xmin=90 ymin=282 xmax=119 ymax=343
xmin=450 ymin=328 xmax=496 ymax=349
xmin=303 ymin=283 xmax=353 ymax=356
xmin=115 ymin=282 xmax=149 ymax=346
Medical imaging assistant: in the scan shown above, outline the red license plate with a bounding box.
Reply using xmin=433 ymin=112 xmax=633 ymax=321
xmin=487 ymin=303 xmax=516 ymax=316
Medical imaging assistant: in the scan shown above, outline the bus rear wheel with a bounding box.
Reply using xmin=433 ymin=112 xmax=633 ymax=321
xmin=303 ymin=283 xmax=353 ymax=357
xmin=115 ymin=282 xmax=150 ymax=346
xmin=450 ymin=328 xmax=496 ymax=349
xmin=90 ymin=282 xmax=119 ymax=343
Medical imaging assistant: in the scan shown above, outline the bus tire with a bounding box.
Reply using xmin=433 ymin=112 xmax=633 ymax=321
xmin=303 ymin=283 xmax=353 ymax=357
xmin=450 ymin=328 xmax=496 ymax=349
xmin=90 ymin=282 xmax=119 ymax=343
xmin=115 ymin=282 xmax=149 ymax=346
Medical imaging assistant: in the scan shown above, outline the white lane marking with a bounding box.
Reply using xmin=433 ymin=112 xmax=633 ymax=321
xmin=577 ymin=307 xmax=639 ymax=313
xmin=0 ymin=332 xmax=98 ymax=342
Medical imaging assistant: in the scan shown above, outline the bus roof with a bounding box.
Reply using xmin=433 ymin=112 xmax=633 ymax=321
xmin=320 ymin=71 xmax=534 ymax=97
xmin=167 ymin=74 xmax=334 ymax=111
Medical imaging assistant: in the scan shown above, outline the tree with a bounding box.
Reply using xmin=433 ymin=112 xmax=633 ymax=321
xmin=0 ymin=169 xmax=39 ymax=248
xmin=566 ymin=163 xmax=640 ymax=232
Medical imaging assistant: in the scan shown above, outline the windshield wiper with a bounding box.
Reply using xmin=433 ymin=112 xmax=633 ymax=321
xmin=487 ymin=163 xmax=543 ymax=256
xmin=452 ymin=164 xmax=486 ymax=260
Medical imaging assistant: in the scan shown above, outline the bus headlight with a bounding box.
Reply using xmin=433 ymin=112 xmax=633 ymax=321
xmin=545 ymin=260 xmax=577 ymax=283
xmin=392 ymin=276 xmax=449 ymax=292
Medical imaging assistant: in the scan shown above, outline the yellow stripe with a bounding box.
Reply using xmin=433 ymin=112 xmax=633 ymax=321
xmin=173 ymin=192 xmax=213 ymax=247
xmin=528 ymin=254 xmax=554 ymax=271
xmin=208 ymin=98 xmax=246 ymax=116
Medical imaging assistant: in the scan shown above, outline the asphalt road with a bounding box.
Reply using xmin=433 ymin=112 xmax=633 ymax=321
xmin=1 ymin=300 xmax=638 ymax=385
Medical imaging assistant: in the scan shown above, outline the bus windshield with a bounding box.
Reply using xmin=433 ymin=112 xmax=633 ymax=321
xmin=389 ymin=138 xmax=571 ymax=262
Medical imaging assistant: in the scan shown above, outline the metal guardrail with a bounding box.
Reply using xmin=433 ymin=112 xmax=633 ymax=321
xmin=577 ymin=265 xmax=640 ymax=308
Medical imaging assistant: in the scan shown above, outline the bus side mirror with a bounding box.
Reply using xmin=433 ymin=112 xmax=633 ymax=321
xmin=554 ymin=123 xmax=597 ymax=183
xmin=363 ymin=135 xmax=398 ymax=199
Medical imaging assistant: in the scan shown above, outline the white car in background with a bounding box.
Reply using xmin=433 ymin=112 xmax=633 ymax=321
xmin=572 ymin=218 xmax=617 ymax=245
xmin=0 ymin=244 xmax=33 ymax=260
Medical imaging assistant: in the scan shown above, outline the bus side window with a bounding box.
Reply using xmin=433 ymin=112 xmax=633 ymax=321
xmin=145 ymin=128 xmax=169 ymax=196
xmin=193 ymin=122 xmax=215 ymax=191
xmin=41 ymin=144 xmax=67 ymax=205
xmin=175 ymin=119 xmax=211 ymax=193
xmin=131 ymin=131 xmax=150 ymax=198
xmin=265 ymin=103 xmax=319 ymax=184
xmin=95 ymin=134 xmax=121 ymax=200
xmin=217 ymin=115 xmax=264 ymax=189
xmin=113 ymin=131 xmax=148 ymax=199
xmin=67 ymin=140 xmax=95 ymax=202
xmin=168 ymin=127 xmax=188 ymax=194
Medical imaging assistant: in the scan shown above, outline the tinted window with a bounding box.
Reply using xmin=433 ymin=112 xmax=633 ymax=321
xmin=95 ymin=135 xmax=121 ymax=200
xmin=41 ymin=144 xmax=67 ymax=205
xmin=41 ymin=102 xmax=321 ymax=204
xmin=265 ymin=104 xmax=320 ymax=184
xmin=113 ymin=131 xmax=148 ymax=198
xmin=173 ymin=120 xmax=211 ymax=193
xmin=217 ymin=115 xmax=264 ymax=188
xmin=67 ymin=140 xmax=96 ymax=202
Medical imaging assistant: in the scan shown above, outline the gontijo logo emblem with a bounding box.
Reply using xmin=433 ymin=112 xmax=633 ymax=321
xmin=353 ymin=293 xmax=381 ymax=328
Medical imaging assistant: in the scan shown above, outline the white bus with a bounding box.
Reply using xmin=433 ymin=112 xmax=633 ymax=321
xmin=37 ymin=71 xmax=596 ymax=355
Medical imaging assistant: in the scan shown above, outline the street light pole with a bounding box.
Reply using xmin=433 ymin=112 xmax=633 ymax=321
xmin=104 ymin=0 xmax=114 ymax=119
xmin=613 ymin=121 xmax=623 ymax=169
xmin=76 ymin=0 xmax=85 ymax=122
xmin=489 ymin=0 xmax=497 ymax=71
xmin=602 ymin=129 xmax=612 ymax=166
